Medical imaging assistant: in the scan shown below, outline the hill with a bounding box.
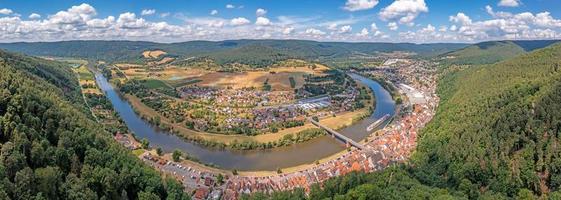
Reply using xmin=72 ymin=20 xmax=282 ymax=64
xmin=0 ymin=50 xmax=189 ymax=199
xmin=440 ymin=40 xmax=559 ymax=65
xmin=0 ymin=40 xmax=468 ymax=67
xmin=251 ymin=43 xmax=561 ymax=199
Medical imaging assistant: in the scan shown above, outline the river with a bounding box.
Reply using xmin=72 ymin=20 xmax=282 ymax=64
xmin=95 ymin=73 xmax=395 ymax=171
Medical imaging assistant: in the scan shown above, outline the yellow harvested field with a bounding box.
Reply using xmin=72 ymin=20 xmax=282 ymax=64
xmin=82 ymin=88 xmax=102 ymax=95
xmin=116 ymin=64 xmax=329 ymax=91
xmin=142 ymin=50 xmax=167 ymax=58
xmin=79 ymin=80 xmax=96 ymax=85
xmin=157 ymin=57 xmax=175 ymax=64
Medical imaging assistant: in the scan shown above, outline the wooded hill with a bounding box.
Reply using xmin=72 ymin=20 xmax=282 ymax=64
xmin=0 ymin=50 xmax=189 ymax=199
xmin=440 ymin=40 xmax=560 ymax=65
xmin=0 ymin=40 xmax=468 ymax=68
xmin=249 ymin=42 xmax=561 ymax=199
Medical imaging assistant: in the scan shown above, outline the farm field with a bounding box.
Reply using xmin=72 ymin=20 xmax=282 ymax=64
xmin=115 ymin=63 xmax=329 ymax=91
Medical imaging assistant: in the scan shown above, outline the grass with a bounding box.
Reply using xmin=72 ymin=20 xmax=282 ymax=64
xmin=166 ymin=78 xmax=202 ymax=88
xmin=141 ymin=79 xmax=171 ymax=89
xmin=132 ymin=149 xmax=144 ymax=157
xmin=74 ymin=66 xmax=95 ymax=80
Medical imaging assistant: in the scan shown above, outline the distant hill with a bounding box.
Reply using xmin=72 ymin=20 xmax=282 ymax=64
xmin=440 ymin=40 xmax=560 ymax=65
xmin=0 ymin=40 xmax=468 ymax=67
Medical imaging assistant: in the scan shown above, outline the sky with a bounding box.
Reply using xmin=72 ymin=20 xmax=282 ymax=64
xmin=1 ymin=0 xmax=561 ymax=43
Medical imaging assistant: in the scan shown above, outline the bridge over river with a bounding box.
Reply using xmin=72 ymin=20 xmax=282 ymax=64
xmin=307 ymin=117 xmax=366 ymax=150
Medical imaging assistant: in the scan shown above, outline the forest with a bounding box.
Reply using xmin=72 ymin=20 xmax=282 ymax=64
xmin=0 ymin=50 xmax=189 ymax=199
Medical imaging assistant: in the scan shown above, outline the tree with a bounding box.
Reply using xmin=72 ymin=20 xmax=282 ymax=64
xmin=156 ymin=147 xmax=163 ymax=156
xmin=216 ymin=174 xmax=224 ymax=185
xmin=34 ymin=167 xmax=61 ymax=200
xmin=172 ymin=150 xmax=182 ymax=162
xmin=141 ymin=139 xmax=150 ymax=149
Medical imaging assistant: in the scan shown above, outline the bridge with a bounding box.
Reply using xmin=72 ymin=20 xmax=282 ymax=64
xmin=306 ymin=117 xmax=365 ymax=150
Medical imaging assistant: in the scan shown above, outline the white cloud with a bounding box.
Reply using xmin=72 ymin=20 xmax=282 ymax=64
xmin=498 ymin=0 xmax=521 ymax=7
xmin=226 ymin=4 xmax=235 ymax=9
xmin=357 ymin=28 xmax=369 ymax=37
xmin=48 ymin=3 xmax=97 ymax=25
xmin=1 ymin=2 xmax=559 ymax=43
xmin=448 ymin=10 xmax=561 ymax=41
xmin=117 ymin=12 xmax=147 ymax=29
xmin=379 ymin=0 xmax=428 ymax=24
xmin=370 ymin=22 xmax=378 ymax=31
xmin=305 ymin=28 xmax=326 ymax=36
xmin=282 ymin=26 xmax=295 ymax=34
xmin=141 ymin=9 xmax=156 ymax=16
xmin=210 ymin=10 xmax=218 ymax=15
xmin=450 ymin=25 xmax=457 ymax=31
xmin=255 ymin=17 xmax=271 ymax=26
xmin=230 ymin=17 xmax=250 ymax=26
xmin=28 ymin=13 xmax=41 ymax=19
xmin=343 ymin=0 xmax=379 ymax=12
xmin=449 ymin=13 xmax=472 ymax=25
xmin=388 ymin=22 xmax=398 ymax=30
xmin=0 ymin=8 xmax=13 ymax=15
xmin=256 ymin=8 xmax=267 ymax=17
xmin=485 ymin=5 xmax=512 ymax=18
xmin=420 ymin=24 xmax=435 ymax=33
xmin=339 ymin=25 xmax=352 ymax=33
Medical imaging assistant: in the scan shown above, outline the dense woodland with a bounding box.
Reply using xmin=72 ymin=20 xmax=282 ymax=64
xmin=0 ymin=40 xmax=468 ymax=68
xmin=0 ymin=50 xmax=189 ymax=199
xmin=440 ymin=40 xmax=559 ymax=65
xmin=249 ymin=43 xmax=561 ymax=199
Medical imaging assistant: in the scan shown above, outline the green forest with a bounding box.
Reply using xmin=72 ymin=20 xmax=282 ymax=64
xmin=248 ymin=43 xmax=561 ymax=199
xmin=0 ymin=50 xmax=189 ymax=200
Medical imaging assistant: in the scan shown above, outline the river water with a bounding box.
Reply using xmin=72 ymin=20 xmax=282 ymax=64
xmin=95 ymin=73 xmax=395 ymax=171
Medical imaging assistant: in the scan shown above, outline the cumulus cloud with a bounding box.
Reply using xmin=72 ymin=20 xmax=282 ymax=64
xmin=282 ymin=26 xmax=295 ymax=35
xmin=0 ymin=8 xmax=13 ymax=15
xmin=343 ymin=0 xmax=379 ymax=12
xmin=448 ymin=9 xmax=561 ymax=41
xmin=256 ymin=8 xmax=267 ymax=16
xmin=141 ymin=9 xmax=156 ymax=16
xmin=29 ymin=13 xmax=41 ymax=19
xmin=226 ymin=4 xmax=235 ymax=9
xmin=230 ymin=17 xmax=250 ymax=26
xmin=498 ymin=0 xmax=521 ymax=7
xmin=370 ymin=22 xmax=378 ymax=31
xmin=1 ymin=2 xmax=559 ymax=43
xmin=449 ymin=13 xmax=472 ymax=26
xmin=305 ymin=28 xmax=326 ymax=36
xmin=210 ymin=10 xmax=218 ymax=15
xmin=357 ymin=28 xmax=369 ymax=37
xmin=0 ymin=3 xmax=189 ymax=42
xmin=388 ymin=22 xmax=398 ymax=30
xmin=379 ymin=0 xmax=428 ymax=25
xmin=255 ymin=17 xmax=271 ymax=26
xmin=339 ymin=25 xmax=352 ymax=33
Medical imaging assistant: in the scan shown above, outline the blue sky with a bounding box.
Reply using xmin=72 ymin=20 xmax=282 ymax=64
xmin=1 ymin=0 xmax=561 ymax=43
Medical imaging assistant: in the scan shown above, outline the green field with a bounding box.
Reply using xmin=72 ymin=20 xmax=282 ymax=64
xmin=141 ymin=79 xmax=171 ymax=89
xmin=166 ymin=78 xmax=202 ymax=88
